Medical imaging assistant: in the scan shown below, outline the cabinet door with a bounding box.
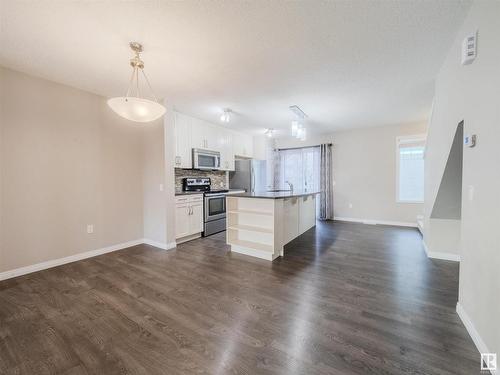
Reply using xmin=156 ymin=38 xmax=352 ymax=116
xmin=299 ymin=195 xmax=316 ymax=233
xmin=189 ymin=202 xmax=204 ymax=234
xmin=175 ymin=204 xmax=190 ymax=239
xmin=218 ymin=129 xmax=234 ymax=171
xmin=204 ymin=121 xmax=217 ymax=150
xmin=225 ymin=132 xmax=235 ymax=171
xmin=174 ymin=112 xmax=192 ymax=168
xmin=233 ymin=131 xmax=253 ymax=158
xmin=283 ymin=197 xmax=299 ymax=243
xmin=191 ymin=118 xmax=206 ymax=149
xmin=243 ymin=135 xmax=253 ymax=158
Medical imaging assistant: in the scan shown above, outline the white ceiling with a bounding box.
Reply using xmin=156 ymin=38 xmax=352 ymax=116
xmin=0 ymin=0 xmax=471 ymax=136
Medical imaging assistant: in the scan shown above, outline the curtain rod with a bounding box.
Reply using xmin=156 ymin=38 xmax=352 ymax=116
xmin=276 ymin=143 xmax=332 ymax=151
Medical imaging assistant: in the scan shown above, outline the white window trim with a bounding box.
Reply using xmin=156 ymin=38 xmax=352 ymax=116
xmin=396 ymin=134 xmax=426 ymax=204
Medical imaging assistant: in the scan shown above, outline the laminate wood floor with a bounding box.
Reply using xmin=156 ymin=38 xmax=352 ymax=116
xmin=0 ymin=221 xmax=480 ymax=375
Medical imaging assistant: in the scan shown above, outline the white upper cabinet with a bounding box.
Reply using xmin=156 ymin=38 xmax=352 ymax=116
xmin=218 ymin=129 xmax=235 ymax=171
xmin=233 ymin=131 xmax=253 ymax=158
xmin=191 ymin=118 xmax=218 ymax=150
xmin=174 ymin=112 xmax=192 ymax=168
xmin=173 ymin=111 xmax=253 ymax=170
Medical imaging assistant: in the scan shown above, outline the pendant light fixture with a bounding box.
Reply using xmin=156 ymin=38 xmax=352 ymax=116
xmin=108 ymin=42 xmax=166 ymax=123
xmin=289 ymin=105 xmax=308 ymax=141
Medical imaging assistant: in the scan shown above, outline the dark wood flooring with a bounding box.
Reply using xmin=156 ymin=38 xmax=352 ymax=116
xmin=0 ymin=221 xmax=480 ymax=374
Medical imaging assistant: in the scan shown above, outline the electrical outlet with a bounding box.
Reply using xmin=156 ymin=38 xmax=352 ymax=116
xmin=87 ymin=224 xmax=94 ymax=234
xmin=348 ymin=203 xmax=353 ymax=209
xmin=159 ymin=184 xmax=164 ymax=191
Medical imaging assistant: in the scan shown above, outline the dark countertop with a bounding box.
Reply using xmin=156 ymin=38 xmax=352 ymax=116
xmin=229 ymin=190 xmax=320 ymax=199
xmin=175 ymin=189 xmax=246 ymax=196
xmin=175 ymin=191 xmax=204 ymax=196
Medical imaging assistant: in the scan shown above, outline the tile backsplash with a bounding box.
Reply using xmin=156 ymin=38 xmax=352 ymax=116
xmin=175 ymin=169 xmax=228 ymax=192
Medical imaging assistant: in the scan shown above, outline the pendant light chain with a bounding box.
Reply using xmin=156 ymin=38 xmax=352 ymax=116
xmin=125 ymin=67 xmax=136 ymax=99
xmin=141 ymin=69 xmax=159 ymax=103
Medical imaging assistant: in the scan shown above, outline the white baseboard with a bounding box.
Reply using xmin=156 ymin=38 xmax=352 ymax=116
xmin=334 ymin=216 xmax=417 ymax=228
xmin=0 ymin=238 xmax=176 ymax=281
xmin=422 ymin=240 xmax=461 ymax=262
xmin=457 ymin=302 xmax=496 ymax=374
xmin=142 ymin=238 xmax=176 ymax=250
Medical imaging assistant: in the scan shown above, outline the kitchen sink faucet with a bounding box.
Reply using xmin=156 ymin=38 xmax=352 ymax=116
xmin=285 ymin=181 xmax=293 ymax=192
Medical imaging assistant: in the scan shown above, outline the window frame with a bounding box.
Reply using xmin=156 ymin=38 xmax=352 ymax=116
xmin=396 ymin=134 xmax=426 ymax=204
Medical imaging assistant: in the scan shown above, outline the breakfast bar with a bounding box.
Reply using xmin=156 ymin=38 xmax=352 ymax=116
xmin=226 ymin=191 xmax=319 ymax=260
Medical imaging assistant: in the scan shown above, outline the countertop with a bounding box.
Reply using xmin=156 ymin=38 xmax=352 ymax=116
xmin=229 ymin=190 xmax=320 ymax=199
xmin=175 ymin=191 xmax=204 ymax=196
xmin=175 ymin=189 xmax=246 ymax=196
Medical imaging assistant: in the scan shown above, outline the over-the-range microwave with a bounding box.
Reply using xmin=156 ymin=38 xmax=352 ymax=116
xmin=192 ymin=148 xmax=221 ymax=170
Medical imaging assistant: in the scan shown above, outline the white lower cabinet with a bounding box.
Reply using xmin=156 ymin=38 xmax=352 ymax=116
xmin=175 ymin=195 xmax=204 ymax=241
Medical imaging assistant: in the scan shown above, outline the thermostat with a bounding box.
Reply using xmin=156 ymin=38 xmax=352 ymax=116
xmin=462 ymin=32 xmax=477 ymax=65
xmin=464 ymin=134 xmax=477 ymax=148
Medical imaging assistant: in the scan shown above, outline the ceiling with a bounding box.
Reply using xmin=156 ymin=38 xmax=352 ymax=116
xmin=0 ymin=0 xmax=471 ymax=136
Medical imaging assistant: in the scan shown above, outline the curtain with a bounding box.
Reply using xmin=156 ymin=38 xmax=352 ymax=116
xmin=318 ymin=144 xmax=333 ymax=220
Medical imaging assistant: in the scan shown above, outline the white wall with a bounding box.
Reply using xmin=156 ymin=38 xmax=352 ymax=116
xmin=0 ymin=67 xmax=147 ymax=273
xmin=142 ymin=121 xmax=167 ymax=246
xmin=424 ymin=0 xmax=500 ymax=358
xmin=275 ymin=121 xmax=426 ymax=225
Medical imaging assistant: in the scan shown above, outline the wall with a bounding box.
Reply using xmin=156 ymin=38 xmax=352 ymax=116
xmin=163 ymin=103 xmax=177 ymax=246
xmin=424 ymin=0 xmax=500 ymax=358
xmin=142 ymin=121 xmax=167 ymax=247
xmin=174 ymin=169 xmax=228 ymax=192
xmin=0 ymin=67 xmax=145 ymax=273
xmin=275 ymin=121 xmax=426 ymax=225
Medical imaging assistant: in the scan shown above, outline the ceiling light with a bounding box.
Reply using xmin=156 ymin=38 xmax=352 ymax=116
xmin=220 ymin=109 xmax=232 ymax=123
xmin=107 ymin=42 xmax=166 ymax=123
xmin=265 ymin=128 xmax=275 ymax=138
xmin=299 ymin=127 xmax=307 ymax=141
xmin=289 ymin=105 xmax=308 ymax=139
xmin=291 ymin=121 xmax=299 ymax=137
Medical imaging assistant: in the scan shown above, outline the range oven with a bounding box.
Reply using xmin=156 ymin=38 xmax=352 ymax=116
xmin=204 ymin=192 xmax=227 ymax=236
xmin=192 ymin=149 xmax=221 ymax=170
xmin=182 ymin=177 xmax=227 ymax=237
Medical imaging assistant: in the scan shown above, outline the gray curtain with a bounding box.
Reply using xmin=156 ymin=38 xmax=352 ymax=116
xmin=318 ymin=144 xmax=333 ymax=220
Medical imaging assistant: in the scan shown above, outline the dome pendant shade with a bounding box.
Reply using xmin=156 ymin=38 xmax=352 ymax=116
xmin=108 ymin=42 xmax=166 ymax=123
xmin=107 ymin=97 xmax=166 ymax=123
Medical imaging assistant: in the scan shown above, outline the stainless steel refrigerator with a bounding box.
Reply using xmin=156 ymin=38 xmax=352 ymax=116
xmin=229 ymin=159 xmax=268 ymax=192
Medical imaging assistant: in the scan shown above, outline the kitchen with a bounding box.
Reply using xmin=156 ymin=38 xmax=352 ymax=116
xmin=173 ymin=110 xmax=318 ymax=260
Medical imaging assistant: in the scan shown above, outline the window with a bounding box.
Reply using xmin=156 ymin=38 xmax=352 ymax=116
xmin=397 ymin=135 xmax=425 ymax=203
xmin=277 ymin=147 xmax=320 ymax=192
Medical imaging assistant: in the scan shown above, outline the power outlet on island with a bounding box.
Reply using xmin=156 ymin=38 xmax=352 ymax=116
xmin=87 ymin=224 xmax=94 ymax=234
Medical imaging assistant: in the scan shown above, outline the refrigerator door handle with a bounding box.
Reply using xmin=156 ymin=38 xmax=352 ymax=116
xmin=251 ymin=166 xmax=255 ymax=192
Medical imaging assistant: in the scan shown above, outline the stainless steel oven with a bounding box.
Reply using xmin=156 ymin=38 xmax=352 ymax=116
xmin=192 ymin=149 xmax=221 ymax=170
xmin=203 ymin=192 xmax=226 ymax=236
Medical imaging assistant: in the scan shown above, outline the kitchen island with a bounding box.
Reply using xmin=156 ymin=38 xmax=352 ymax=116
xmin=226 ymin=191 xmax=319 ymax=260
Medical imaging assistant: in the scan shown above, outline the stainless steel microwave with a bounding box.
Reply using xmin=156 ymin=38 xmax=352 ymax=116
xmin=192 ymin=148 xmax=221 ymax=170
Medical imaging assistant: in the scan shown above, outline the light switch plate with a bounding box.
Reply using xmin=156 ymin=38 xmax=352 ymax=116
xmin=468 ymin=185 xmax=474 ymax=201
